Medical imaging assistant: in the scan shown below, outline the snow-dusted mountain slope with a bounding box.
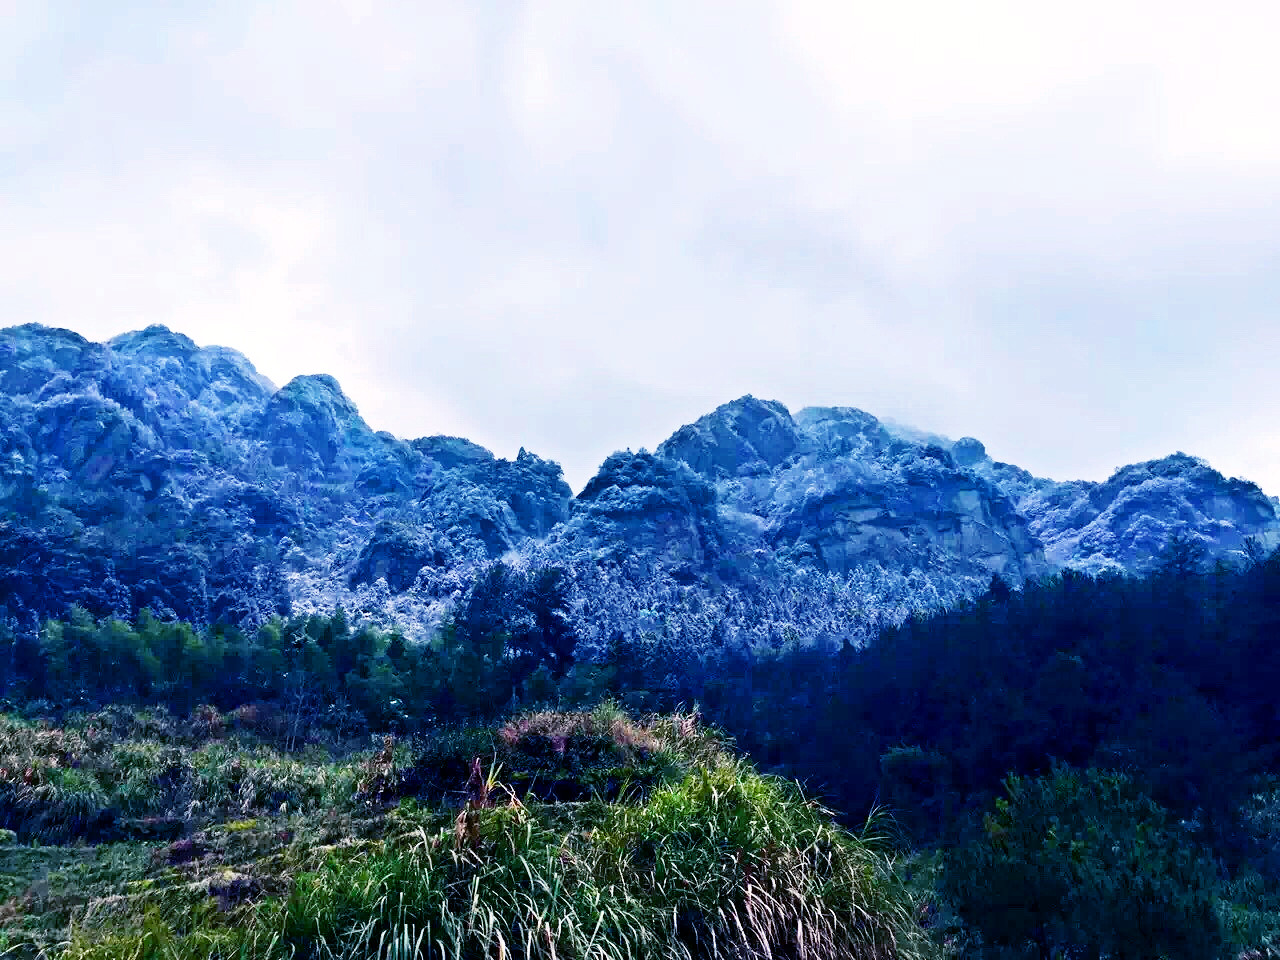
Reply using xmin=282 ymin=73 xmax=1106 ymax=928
xmin=2 ymin=324 xmax=1275 ymax=646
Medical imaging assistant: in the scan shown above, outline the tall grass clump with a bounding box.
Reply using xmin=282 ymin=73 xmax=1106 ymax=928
xmin=593 ymin=758 xmax=927 ymax=960
xmin=246 ymin=758 xmax=928 ymax=959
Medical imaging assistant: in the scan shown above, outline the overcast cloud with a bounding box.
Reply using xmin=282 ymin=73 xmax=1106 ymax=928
xmin=3 ymin=1 xmax=1279 ymax=494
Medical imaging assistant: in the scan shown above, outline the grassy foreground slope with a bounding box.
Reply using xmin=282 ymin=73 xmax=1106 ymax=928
xmin=0 ymin=703 xmax=932 ymax=960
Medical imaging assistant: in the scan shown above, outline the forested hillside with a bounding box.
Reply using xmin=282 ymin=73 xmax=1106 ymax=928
xmin=5 ymin=536 xmax=1280 ymax=955
xmin=5 ymin=322 xmax=1280 ymax=956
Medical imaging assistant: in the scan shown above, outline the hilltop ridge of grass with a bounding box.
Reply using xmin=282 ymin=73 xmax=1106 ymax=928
xmin=0 ymin=702 xmax=933 ymax=960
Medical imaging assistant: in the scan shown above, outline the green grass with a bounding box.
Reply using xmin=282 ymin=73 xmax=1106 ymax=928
xmin=0 ymin=705 xmax=936 ymax=960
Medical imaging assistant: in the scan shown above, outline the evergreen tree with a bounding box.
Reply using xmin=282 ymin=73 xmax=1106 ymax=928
xmin=947 ymin=766 xmax=1229 ymax=960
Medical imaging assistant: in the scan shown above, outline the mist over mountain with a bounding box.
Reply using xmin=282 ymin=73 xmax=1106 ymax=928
xmin=2 ymin=323 xmax=1277 ymax=651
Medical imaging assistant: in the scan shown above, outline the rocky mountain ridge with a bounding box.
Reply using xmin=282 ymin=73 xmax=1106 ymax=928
xmin=2 ymin=323 xmax=1276 ymax=649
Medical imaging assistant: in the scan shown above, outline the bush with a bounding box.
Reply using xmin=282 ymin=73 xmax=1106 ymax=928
xmin=945 ymin=765 xmax=1231 ymax=959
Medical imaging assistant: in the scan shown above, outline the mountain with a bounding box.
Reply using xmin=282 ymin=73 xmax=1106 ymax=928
xmin=2 ymin=323 xmax=1276 ymax=648
xmin=656 ymin=398 xmax=1046 ymax=582
xmin=0 ymin=324 xmax=569 ymax=633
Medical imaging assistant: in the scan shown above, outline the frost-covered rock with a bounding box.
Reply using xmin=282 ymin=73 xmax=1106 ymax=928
xmin=657 ymin=396 xmax=802 ymax=478
xmin=1020 ymin=453 xmax=1280 ymax=573
xmin=258 ymin=374 xmax=391 ymax=480
xmin=0 ymin=323 xmax=567 ymax=629
xmin=559 ymin=451 xmax=725 ymax=581
xmin=350 ymin=520 xmax=450 ymax=592
xmin=656 ymin=398 xmax=1046 ymax=583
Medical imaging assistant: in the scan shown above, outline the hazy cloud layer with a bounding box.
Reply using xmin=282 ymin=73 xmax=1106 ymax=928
xmin=4 ymin=1 xmax=1278 ymax=494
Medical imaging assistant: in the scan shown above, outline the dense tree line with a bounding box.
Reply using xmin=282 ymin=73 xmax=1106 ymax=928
xmin=6 ymin=537 xmax=1280 ymax=954
xmin=740 ymin=535 xmax=1280 ymax=847
xmin=0 ymin=562 xmax=602 ymax=735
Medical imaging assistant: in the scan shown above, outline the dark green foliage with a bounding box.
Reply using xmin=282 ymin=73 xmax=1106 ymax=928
xmin=946 ymin=766 xmax=1229 ymax=960
xmin=673 ymin=544 xmax=1280 ymax=856
xmin=262 ymin=761 xmax=923 ymax=960
xmin=6 ymin=528 xmax=1280 ymax=956
xmin=521 ymin=566 xmax=577 ymax=679
xmin=1 ymin=576 xmax=580 ymax=735
xmin=449 ymin=561 xmax=579 ymax=703
xmin=879 ymin=747 xmax=955 ymax=846
xmin=584 ymin=542 xmax=1280 ymax=955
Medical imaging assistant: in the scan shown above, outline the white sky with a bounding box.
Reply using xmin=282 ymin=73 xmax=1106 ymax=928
xmin=3 ymin=1 xmax=1279 ymax=495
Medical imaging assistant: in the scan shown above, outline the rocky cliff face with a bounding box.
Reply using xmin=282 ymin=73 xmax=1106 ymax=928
xmin=557 ymin=451 xmax=724 ymax=582
xmin=656 ymin=398 xmax=1047 ymax=583
xmin=1016 ymin=453 xmax=1280 ymax=573
xmin=2 ymin=323 xmax=1275 ymax=644
xmin=658 ymin=396 xmax=801 ymax=478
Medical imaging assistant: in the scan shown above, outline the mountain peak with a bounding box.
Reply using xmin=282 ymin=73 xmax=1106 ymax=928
xmin=952 ymin=437 xmax=988 ymax=467
xmin=279 ymin=372 xmax=349 ymax=401
xmin=108 ymin=325 xmax=200 ymax=359
xmin=658 ymin=395 xmax=800 ymax=478
xmin=2 ymin=322 xmax=93 ymax=349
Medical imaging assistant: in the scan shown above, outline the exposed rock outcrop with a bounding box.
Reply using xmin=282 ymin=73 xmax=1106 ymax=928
xmin=563 ymin=451 xmax=724 ymax=581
